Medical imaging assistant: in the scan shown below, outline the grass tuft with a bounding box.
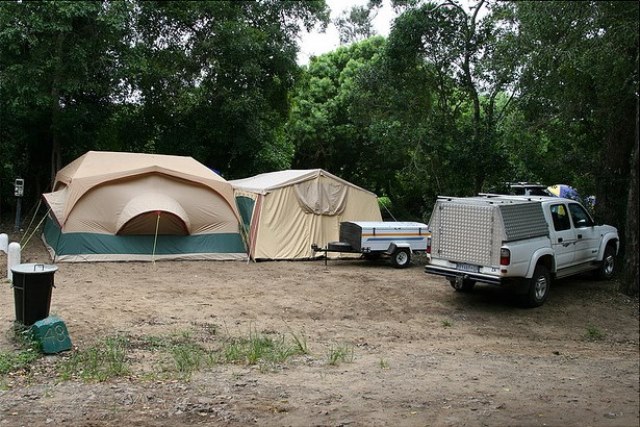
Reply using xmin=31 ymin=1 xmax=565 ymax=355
xmin=58 ymin=335 xmax=130 ymax=381
xmin=0 ymin=326 xmax=41 ymax=376
xmin=585 ymin=325 xmax=605 ymax=341
xmin=327 ymin=343 xmax=354 ymax=366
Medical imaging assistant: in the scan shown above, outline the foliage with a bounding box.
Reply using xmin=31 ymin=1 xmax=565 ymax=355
xmin=0 ymin=0 xmax=329 ymax=214
xmin=0 ymin=0 xmax=134 ymax=201
xmin=334 ymin=5 xmax=376 ymax=44
xmin=386 ymin=0 xmax=517 ymax=195
xmin=288 ymin=38 xmax=387 ymax=182
xmin=498 ymin=1 xmax=638 ymax=228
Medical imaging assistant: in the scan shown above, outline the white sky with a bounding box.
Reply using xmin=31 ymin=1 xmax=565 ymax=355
xmin=297 ymin=0 xmax=397 ymax=65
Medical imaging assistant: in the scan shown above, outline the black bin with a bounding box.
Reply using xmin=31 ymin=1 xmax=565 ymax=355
xmin=11 ymin=263 xmax=58 ymax=326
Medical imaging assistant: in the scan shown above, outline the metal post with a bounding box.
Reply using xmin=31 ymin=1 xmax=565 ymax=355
xmin=14 ymin=197 xmax=22 ymax=231
xmin=14 ymin=178 xmax=24 ymax=232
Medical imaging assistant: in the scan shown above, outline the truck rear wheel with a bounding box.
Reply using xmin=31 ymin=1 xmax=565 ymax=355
xmin=391 ymin=248 xmax=411 ymax=268
xmin=448 ymin=277 xmax=475 ymax=293
xmin=524 ymin=265 xmax=550 ymax=308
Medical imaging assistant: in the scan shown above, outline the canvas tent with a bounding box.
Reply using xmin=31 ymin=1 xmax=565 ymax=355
xmin=230 ymin=169 xmax=382 ymax=260
xmin=42 ymin=151 xmax=247 ymax=262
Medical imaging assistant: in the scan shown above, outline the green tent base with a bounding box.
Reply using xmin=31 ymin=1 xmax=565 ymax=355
xmin=42 ymin=216 xmax=248 ymax=262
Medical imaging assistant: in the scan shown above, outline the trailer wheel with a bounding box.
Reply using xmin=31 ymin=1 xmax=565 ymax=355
xmin=595 ymin=244 xmax=616 ymax=280
xmin=448 ymin=277 xmax=475 ymax=293
xmin=391 ymin=248 xmax=411 ymax=268
xmin=524 ymin=265 xmax=550 ymax=308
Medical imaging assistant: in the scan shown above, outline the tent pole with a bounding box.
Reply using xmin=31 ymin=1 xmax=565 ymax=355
xmin=152 ymin=211 xmax=161 ymax=265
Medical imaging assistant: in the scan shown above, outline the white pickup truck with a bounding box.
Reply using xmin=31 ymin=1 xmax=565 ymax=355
xmin=424 ymin=195 xmax=619 ymax=307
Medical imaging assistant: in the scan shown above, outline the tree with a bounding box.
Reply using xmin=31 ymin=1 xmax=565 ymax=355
xmin=334 ymin=4 xmax=377 ymax=45
xmin=116 ymin=0 xmax=329 ymax=178
xmin=0 ymin=0 xmax=330 ymax=213
xmin=288 ymin=37 xmax=388 ymax=179
xmin=0 ymin=1 xmax=134 ymax=199
xmin=386 ymin=0 xmax=516 ymax=194
xmin=501 ymin=1 xmax=639 ymax=295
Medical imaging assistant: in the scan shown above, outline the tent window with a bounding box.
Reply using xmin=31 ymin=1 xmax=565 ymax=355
xmin=294 ymin=180 xmax=347 ymax=216
xmin=236 ymin=196 xmax=255 ymax=229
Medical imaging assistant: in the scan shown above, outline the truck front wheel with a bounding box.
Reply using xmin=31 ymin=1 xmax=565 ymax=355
xmin=524 ymin=265 xmax=550 ymax=308
xmin=596 ymin=244 xmax=616 ymax=280
xmin=391 ymin=249 xmax=411 ymax=268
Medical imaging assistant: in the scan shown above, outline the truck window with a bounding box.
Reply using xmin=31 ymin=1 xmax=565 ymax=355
xmin=568 ymin=203 xmax=594 ymax=228
xmin=550 ymin=204 xmax=571 ymax=231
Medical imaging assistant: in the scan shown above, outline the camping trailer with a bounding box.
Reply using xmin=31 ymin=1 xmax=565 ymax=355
xmin=312 ymin=221 xmax=430 ymax=268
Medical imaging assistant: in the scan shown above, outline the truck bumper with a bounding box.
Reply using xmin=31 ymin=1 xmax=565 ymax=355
xmin=425 ymin=266 xmax=528 ymax=294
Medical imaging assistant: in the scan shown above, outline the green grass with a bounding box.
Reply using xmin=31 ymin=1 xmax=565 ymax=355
xmin=58 ymin=335 xmax=130 ymax=381
xmin=441 ymin=319 xmax=453 ymax=328
xmin=327 ymin=343 xmax=354 ymax=366
xmin=379 ymin=358 xmax=389 ymax=369
xmin=0 ymin=341 xmax=40 ymax=375
xmin=2 ymin=326 xmax=317 ymax=385
xmin=136 ymin=331 xmax=212 ymax=378
xmin=220 ymin=327 xmax=306 ymax=370
xmin=0 ymin=326 xmax=42 ymax=377
xmin=289 ymin=329 xmax=310 ymax=355
xmin=585 ymin=325 xmax=605 ymax=341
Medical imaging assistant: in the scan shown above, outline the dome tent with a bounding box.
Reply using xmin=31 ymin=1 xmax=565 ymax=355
xmin=42 ymin=151 xmax=247 ymax=262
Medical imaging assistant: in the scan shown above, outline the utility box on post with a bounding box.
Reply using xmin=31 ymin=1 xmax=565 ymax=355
xmin=14 ymin=178 xmax=24 ymax=197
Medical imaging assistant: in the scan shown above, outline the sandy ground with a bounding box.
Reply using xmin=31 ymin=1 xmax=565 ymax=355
xmin=0 ymin=233 xmax=638 ymax=427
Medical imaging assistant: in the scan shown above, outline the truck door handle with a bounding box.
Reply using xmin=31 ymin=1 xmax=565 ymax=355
xmin=577 ymin=234 xmax=582 ymax=239
xmin=558 ymin=238 xmax=563 ymax=243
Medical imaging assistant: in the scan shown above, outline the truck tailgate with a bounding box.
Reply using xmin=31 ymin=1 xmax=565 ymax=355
xmin=431 ymin=202 xmax=498 ymax=266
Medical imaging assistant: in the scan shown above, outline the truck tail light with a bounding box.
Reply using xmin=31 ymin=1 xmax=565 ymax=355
xmin=500 ymin=248 xmax=511 ymax=266
xmin=426 ymin=237 xmax=431 ymax=254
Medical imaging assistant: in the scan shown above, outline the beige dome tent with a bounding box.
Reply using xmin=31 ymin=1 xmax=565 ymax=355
xmin=230 ymin=169 xmax=382 ymax=260
xmin=42 ymin=151 xmax=247 ymax=262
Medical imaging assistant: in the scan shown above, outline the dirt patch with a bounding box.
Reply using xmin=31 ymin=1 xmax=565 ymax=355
xmin=1 ymin=235 xmax=638 ymax=426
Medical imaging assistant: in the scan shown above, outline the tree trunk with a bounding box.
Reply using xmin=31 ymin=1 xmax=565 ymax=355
xmin=621 ymin=89 xmax=639 ymax=296
xmin=50 ymin=31 xmax=65 ymax=187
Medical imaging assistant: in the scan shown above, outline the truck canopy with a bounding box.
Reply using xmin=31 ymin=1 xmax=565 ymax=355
xmin=429 ymin=197 xmax=548 ymax=266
